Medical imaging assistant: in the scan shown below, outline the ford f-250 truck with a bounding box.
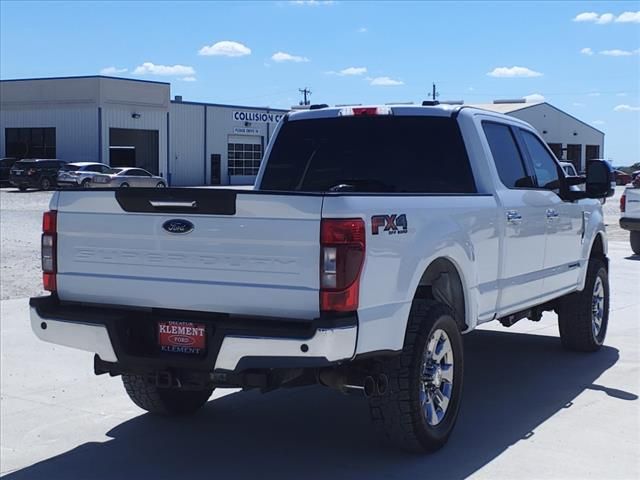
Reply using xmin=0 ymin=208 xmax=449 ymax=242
xmin=620 ymin=185 xmax=640 ymax=255
xmin=30 ymin=104 xmax=615 ymax=452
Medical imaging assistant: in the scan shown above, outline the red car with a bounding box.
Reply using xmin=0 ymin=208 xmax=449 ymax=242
xmin=614 ymin=170 xmax=632 ymax=186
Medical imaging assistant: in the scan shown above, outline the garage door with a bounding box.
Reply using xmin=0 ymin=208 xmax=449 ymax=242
xmin=227 ymin=135 xmax=263 ymax=179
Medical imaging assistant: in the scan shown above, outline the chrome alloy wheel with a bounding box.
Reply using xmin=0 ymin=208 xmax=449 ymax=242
xmin=592 ymin=276 xmax=605 ymax=339
xmin=420 ymin=328 xmax=454 ymax=426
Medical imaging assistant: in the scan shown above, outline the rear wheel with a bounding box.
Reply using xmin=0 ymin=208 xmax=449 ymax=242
xmin=81 ymin=179 xmax=91 ymax=188
xmin=557 ymin=258 xmax=609 ymax=352
xmin=156 ymin=182 xmax=166 ymax=188
xmin=18 ymin=185 xmax=27 ymax=192
xmin=368 ymin=300 xmax=464 ymax=452
xmin=40 ymin=177 xmax=52 ymax=191
xmin=119 ymin=182 xmax=130 ymax=188
xmin=631 ymin=231 xmax=640 ymax=255
xmin=122 ymin=374 xmax=214 ymax=415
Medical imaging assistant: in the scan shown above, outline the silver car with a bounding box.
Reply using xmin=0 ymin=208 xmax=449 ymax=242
xmin=90 ymin=167 xmax=167 ymax=188
xmin=57 ymin=162 xmax=114 ymax=188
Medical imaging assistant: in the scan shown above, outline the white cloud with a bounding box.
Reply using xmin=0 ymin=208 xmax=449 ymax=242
xmin=100 ymin=66 xmax=128 ymax=75
xmin=524 ymin=93 xmax=545 ymax=102
xmin=573 ymin=11 xmax=640 ymax=24
xmin=327 ymin=66 xmax=367 ymax=76
xmin=181 ymin=76 xmax=197 ymax=82
xmin=614 ymin=104 xmax=640 ymax=112
xmin=587 ymin=92 xmax=601 ymax=97
xmin=600 ymin=49 xmax=636 ymax=56
xmin=572 ymin=102 xmax=586 ymax=107
xmin=616 ymin=92 xmax=628 ymax=97
xmin=271 ymin=51 xmax=309 ymax=62
xmin=573 ymin=12 xmax=599 ymax=22
xmin=369 ymin=76 xmax=404 ymax=86
xmin=615 ymin=11 xmax=640 ymax=23
xmin=132 ymin=62 xmax=195 ymax=76
xmin=357 ymin=27 xmax=367 ymax=33
xmin=591 ymin=120 xmax=605 ymax=125
xmin=198 ymin=41 xmax=251 ymax=57
xmin=580 ymin=47 xmax=594 ymax=56
xmin=487 ymin=66 xmax=543 ymax=78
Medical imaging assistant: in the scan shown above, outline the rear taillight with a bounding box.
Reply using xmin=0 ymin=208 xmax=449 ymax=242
xmin=27 ymin=168 xmax=37 ymax=176
xmin=320 ymin=218 xmax=365 ymax=312
xmin=42 ymin=210 xmax=57 ymax=292
xmin=620 ymin=194 xmax=626 ymax=213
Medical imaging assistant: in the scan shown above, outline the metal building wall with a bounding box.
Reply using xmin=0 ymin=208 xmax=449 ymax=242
xmin=169 ymin=102 xmax=205 ymax=186
xmin=509 ymin=103 xmax=605 ymax=171
xmin=0 ymin=106 xmax=98 ymax=161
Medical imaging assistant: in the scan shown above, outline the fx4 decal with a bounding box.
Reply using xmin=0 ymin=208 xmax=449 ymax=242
xmin=371 ymin=214 xmax=408 ymax=235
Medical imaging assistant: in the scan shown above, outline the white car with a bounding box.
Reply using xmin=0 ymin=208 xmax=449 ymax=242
xmin=30 ymin=104 xmax=613 ymax=452
xmin=56 ymin=162 xmax=113 ymax=188
xmin=91 ymin=167 xmax=166 ymax=188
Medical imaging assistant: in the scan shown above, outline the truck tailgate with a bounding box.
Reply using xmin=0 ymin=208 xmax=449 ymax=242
xmin=54 ymin=189 xmax=322 ymax=319
xmin=624 ymin=187 xmax=640 ymax=217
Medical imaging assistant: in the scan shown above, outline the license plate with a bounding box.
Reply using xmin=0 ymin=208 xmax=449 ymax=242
xmin=158 ymin=320 xmax=206 ymax=354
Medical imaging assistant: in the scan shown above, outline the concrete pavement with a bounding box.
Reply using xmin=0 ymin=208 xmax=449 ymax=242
xmin=1 ymin=241 xmax=638 ymax=479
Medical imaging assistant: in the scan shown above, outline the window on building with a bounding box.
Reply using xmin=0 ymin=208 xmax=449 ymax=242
xmin=520 ymin=130 xmax=560 ymax=190
xmin=5 ymin=128 xmax=56 ymax=159
xmin=228 ymin=142 xmax=263 ymax=176
xmin=482 ymin=122 xmax=533 ymax=189
xmin=586 ymin=145 xmax=600 ymax=161
xmin=566 ymin=144 xmax=582 ymax=171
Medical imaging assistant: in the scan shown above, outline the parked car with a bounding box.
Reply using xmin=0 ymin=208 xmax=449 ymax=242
xmin=0 ymin=157 xmax=19 ymax=185
xmin=31 ymin=104 xmax=613 ymax=453
xmin=9 ymin=159 xmax=67 ymax=191
xmin=90 ymin=167 xmax=166 ymax=188
xmin=57 ymin=162 xmax=114 ymax=188
xmin=620 ymin=186 xmax=640 ymax=255
xmin=614 ymin=170 xmax=632 ymax=186
xmin=559 ymin=161 xmax=578 ymax=177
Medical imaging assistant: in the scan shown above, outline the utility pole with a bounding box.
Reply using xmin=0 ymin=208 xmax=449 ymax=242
xmin=428 ymin=82 xmax=440 ymax=102
xmin=299 ymin=87 xmax=311 ymax=106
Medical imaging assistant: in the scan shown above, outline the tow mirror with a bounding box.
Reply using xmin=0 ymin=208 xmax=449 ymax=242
xmin=585 ymin=159 xmax=615 ymax=199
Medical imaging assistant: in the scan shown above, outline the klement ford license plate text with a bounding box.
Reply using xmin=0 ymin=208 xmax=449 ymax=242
xmin=158 ymin=321 xmax=206 ymax=354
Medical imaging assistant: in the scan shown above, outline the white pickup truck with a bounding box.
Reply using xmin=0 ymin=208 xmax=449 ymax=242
xmin=30 ymin=104 xmax=615 ymax=452
xmin=620 ymin=185 xmax=640 ymax=254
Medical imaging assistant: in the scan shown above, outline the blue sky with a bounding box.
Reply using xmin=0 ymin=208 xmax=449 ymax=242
xmin=1 ymin=1 xmax=639 ymax=165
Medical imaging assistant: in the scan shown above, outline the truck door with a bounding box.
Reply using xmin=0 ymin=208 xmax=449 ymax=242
xmin=482 ymin=121 xmax=547 ymax=315
xmin=517 ymin=129 xmax=583 ymax=294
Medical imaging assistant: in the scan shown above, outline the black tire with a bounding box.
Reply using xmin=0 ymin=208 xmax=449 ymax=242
xmin=120 ymin=182 xmax=130 ymax=188
xmin=81 ymin=179 xmax=91 ymax=188
xmin=18 ymin=185 xmax=27 ymax=192
xmin=156 ymin=182 xmax=166 ymax=188
xmin=40 ymin=177 xmax=52 ymax=191
xmin=368 ymin=300 xmax=464 ymax=453
xmin=631 ymin=231 xmax=640 ymax=256
xmin=557 ymin=258 xmax=609 ymax=352
xmin=122 ymin=374 xmax=213 ymax=415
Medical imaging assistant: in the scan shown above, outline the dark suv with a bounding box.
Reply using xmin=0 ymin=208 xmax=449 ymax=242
xmin=9 ymin=159 xmax=67 ymax=191
xmin=0 ymin=157 xmax=19 ymax=185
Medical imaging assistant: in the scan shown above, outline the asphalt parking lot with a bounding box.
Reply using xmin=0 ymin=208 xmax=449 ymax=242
xmin=1 ymin=186 xmax=639 ymax=479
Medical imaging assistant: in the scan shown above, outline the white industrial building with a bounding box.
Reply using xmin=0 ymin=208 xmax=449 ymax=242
xmin=0 ymin=76 xmax=286 ymax=186
xmin=471 ymin=101 xmax=604 ymax=172
xmin=0 ymin=76 xmax=604 ymax=186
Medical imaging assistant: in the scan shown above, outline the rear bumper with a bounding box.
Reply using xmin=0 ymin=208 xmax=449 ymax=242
xmin=9 ymin=177 xmax=38 ymax=187
xmin=620 ymin=217 xmax=640 ymax=231
xmin=29 ymin=296 xmax=357 ymax=373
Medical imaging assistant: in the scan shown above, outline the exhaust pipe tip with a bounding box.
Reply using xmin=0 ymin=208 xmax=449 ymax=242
xmin=377 ymin=374 xmax=388 ymax=395
xmin=363 ymin=376 xmax=376 ymax=397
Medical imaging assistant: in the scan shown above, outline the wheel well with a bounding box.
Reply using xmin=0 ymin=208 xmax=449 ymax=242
xmin=414 ymin=258 xmax=467 ymax=330
xmin=590 ymin=233 xmax=606 ymax=264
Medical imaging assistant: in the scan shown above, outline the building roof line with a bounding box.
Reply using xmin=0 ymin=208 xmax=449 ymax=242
xmin=0 ymin=75 xmax=170 ymax=86
xmin=538 ymin=102 xmax=605 ymax=135
xmin=171 ymin=99 xmax=288 ymax=112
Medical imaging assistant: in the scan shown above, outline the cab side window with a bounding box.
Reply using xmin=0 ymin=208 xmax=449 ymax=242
xmin=483 ymin=122 xmax=534 ymax=189
xmin=520 ymin=130 xmax=560 ymax=189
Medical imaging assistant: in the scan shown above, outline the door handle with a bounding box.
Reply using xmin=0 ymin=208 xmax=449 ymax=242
xmin=546 ymin=208 xmax=559 ymax=220
xmin=506 ymin=210 xmax=522 ymax=224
